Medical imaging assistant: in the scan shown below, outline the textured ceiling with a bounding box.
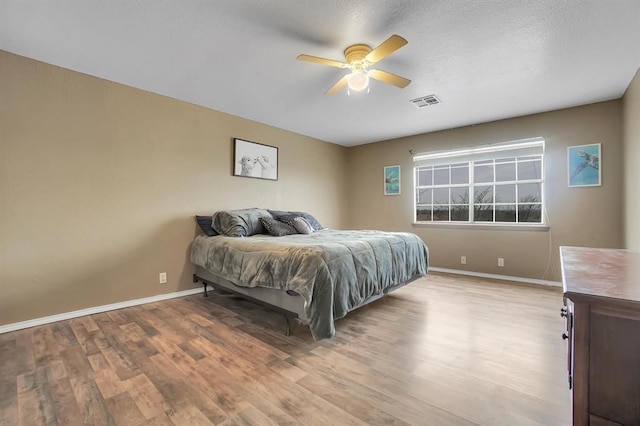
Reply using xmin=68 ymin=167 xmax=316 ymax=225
xmin=2 ymin=1 xmax=640 ymax=146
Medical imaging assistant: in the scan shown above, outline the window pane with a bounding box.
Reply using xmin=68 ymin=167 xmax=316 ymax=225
xmin=518 ymin=160 xmax=542 ymax=180
xmin=450 ymin=187 xmax=469 ymax=204
xmin=475 ymin=159 xmax=493 ymax=165
xmin=451 ymin=206 xmax=469 ymax=222
xmin=433 ymin=206 xmax=449 ymax=221
xmin=518 ymin=204 xmax=542 ymax=223
xmin=474 ymin=205 xmax=493 ymax=222
xmin=474 ymin=164 xmax=494 ymax=183
xmin=474 ymin=185 xmax=493 ymax=203
xmin=433 ymin=188 xmax=449 ymax=204
xmin=495 ymin=184 xmax=516 ymax=203
xmin=495 ymin=162 xmax=516 ymax=182
xmin=417 ymin=168 xmax=432 ymax=186
xmin=451 ymin=165 xmax=469 ymax=184
xmin=518 ymin=183 xmax=542 ymax=202
xmin=416 ymin=207 xmax=432 ymax=222
xmin=417 ymin=188 xmax=432 ymax=204
xmin=495 ymin=205 xmax=516 ymax=222
xmin=434 ymin=167 xmax=449 ymax=185
xmin=495 ymin=157 xmax=515 ymax=164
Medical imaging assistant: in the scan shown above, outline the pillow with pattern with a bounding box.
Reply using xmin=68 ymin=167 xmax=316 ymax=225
xmin=260 ymin=217 xmax=297 ymax=237
xmin=268 ymin=210 xmax=324 ymax=231
xmin=275 ymin=214 xmax=302 ymax=228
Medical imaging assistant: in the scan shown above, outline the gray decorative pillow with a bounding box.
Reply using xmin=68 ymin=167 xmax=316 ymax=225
xmin=260 ymin=217 xmax=297 ymax=237
xmin=212 ymin=208 xmax=272 ymax=237
xmin=269 ymin=210 xmax=324 ymax=231
xmin=275 ymin=214 xmax=302 ymax=228
xmin=301 ymin=214 xmax=324 ymax=231
xmin=292 ymin=217 xmax=313 ymax=234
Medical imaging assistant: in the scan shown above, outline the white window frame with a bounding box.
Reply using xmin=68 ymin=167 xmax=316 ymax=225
xmin=413 ymin=138 xmax=546 ymax=227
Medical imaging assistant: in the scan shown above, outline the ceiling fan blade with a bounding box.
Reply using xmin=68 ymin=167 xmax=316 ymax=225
xmin=364 ymin=34 xmax=408 ymax=65
xmin=325 ymin=74 xmax=350 ymax=95
xmin=368 ymin=69 xmax=411 ymax=88
xmin=297 ymin=54 xmax=347 ymax=68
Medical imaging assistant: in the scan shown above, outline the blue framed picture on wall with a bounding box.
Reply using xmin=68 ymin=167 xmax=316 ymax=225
xmin=568 ymin=143 xmax=601 ymax=187
xmin=384 ymin=165 xmax=401 ymax=195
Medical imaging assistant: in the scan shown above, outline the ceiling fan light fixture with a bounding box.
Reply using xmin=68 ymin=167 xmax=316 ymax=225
xmin=347 ymin=69 xmax=369 ymax=91
xmin=297 ymin=34 xmax=409 ymax=95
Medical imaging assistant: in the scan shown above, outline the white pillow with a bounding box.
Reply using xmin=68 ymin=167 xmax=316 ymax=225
xmin=292 ymin=217 xmax=314 ymax=234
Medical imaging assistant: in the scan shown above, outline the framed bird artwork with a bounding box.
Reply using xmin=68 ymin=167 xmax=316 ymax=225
xmin=384 ymin=165 xmax=401 ymax=195
xmin=568 ymin=143 xmax=601 ymax=187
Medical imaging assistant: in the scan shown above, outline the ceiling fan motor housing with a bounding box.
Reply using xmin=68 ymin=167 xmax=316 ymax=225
xmin=344 ymin=44 xmax=372 ymax=69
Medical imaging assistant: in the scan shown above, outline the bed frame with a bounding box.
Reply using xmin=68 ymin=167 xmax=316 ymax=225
xmin=193 ymin=266 xmax=304 ymax=335
xmin=193 ymin=265 xmax=420 ymax=337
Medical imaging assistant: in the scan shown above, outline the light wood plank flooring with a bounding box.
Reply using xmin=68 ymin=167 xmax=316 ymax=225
xmin=0 ymin=272 xmax=571 ymax=425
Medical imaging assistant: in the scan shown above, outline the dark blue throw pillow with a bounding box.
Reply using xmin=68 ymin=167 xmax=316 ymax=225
xmin=196 ymin=215 xmax=218 ymax=236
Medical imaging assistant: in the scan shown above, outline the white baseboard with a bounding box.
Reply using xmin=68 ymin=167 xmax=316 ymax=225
xmin=429 ymin=267 xmax=562 ymax=287
xmin=1 ymin=269 xmax=559 ymax=334
xmin=0 ymin=287 xmax=205 ymax=335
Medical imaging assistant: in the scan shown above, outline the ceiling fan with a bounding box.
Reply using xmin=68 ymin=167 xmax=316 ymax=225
xmin=296 ymin=34 xmax=411 ymax=95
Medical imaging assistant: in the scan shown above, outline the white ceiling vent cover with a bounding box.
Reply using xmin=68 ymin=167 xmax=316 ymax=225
xmin=410 ymin=95 xmax=441 ymax=108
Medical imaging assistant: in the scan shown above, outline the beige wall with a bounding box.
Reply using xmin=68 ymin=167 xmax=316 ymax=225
xmin=0 ymin=48 xmax=629 ymax=326
xmin=623 ymin=68 xmax=640 ymax=252
xmin=0 ymin=51 xmax=348 ymax=325
xmin=347 ymin=101 xmax=624 ymax=281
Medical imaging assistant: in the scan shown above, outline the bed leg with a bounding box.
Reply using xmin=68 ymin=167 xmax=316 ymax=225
xmin=284 ymin=315 xmax=291 ymax=336
xmin=284 ymin=315 xmax=296 ymax=336
xmin=193 ymin=274 xmax=208 ymax=297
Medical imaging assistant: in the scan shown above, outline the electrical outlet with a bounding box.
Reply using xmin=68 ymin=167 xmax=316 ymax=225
xmin=461 ymin=256 xmax=467 ymax=265
xmin=159 ymin=272 xmax=167 ymax=284
xmin=498 ymin=258 xmax=504 ymax=267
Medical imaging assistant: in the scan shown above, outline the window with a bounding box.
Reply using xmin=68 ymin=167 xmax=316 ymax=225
xmin=414 ymin=138 xmax=544 ymax=225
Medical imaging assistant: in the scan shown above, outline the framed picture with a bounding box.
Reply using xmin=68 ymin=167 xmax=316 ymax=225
xmin=384 ymin=165 xmax=401 ymax=195
xmin=233 ymin=138 xmax=278 ymax=181
xmin=568 ymin=143 xmax=601 ymax=187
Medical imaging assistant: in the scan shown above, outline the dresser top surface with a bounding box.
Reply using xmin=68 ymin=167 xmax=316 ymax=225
xmin=560 ymin=246 xmax=640 ymax=305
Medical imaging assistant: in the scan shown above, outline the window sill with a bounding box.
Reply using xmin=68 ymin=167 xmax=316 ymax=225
xmin=411 ymin=222 xmax=550 ymax=231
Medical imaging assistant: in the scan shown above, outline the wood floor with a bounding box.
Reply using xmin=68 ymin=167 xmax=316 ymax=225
xmin=0 ymin=272 xmax=571 ymax=425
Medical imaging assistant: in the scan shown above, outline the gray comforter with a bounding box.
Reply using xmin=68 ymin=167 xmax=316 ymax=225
xmin=190 ymin=230 xmax=428 ymax=339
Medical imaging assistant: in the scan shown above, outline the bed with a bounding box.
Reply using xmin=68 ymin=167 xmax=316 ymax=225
xmin=191 ymin=208 xmax=429 ymax=340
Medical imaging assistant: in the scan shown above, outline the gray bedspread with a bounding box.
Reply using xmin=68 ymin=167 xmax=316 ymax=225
xmin=190 ymin=230 xmax=428 ymax=339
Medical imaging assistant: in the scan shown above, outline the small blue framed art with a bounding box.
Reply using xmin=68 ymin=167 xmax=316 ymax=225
xmin=384 ymin=165 xmax=401 ymax=195
xmin=568 ymin=143 xmax=601 ymax=187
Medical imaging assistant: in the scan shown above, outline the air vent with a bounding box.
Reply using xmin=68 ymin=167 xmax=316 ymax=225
xmin=410 ymin=95 xmax=441 ymax=108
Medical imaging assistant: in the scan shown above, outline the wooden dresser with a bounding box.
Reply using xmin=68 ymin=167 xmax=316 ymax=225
xmin=560 ymin=246 xmax=640 ymax=426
